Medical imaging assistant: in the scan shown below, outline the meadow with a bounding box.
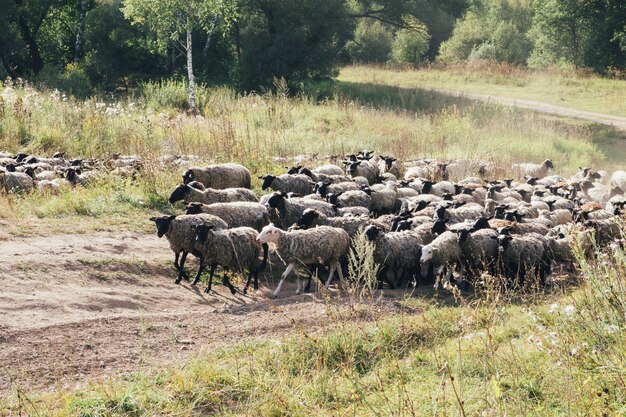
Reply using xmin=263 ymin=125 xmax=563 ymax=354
xmin=339 ymin=63 xmax=626 ymax=118
xmin=2 ymin=69 xmax=626 ymax=416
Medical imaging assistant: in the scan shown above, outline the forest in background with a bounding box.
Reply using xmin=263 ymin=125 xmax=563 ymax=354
xmin=0 ymin=0 xmax=624 ymax=102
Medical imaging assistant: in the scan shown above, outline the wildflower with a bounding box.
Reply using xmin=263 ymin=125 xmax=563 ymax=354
xmin=548 ymin=303 xmax=558 ymax=314
xmin=562 ymin=305 xmax=575 ymax=316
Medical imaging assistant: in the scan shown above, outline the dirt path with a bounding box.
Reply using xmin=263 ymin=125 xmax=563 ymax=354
xmin=428 ymin=87 xmax=626 ymax=131
xmin=0 ymin=232 xmax=334 ymax=395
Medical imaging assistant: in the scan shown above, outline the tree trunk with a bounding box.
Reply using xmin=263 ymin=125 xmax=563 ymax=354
xmin=74 ymin=0 xmax=87 ymax=62
xmin=186 ymin=26 xmax=196 ymax=114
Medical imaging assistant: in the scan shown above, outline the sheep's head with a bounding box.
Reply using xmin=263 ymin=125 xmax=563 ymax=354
xmin=298 ymin=167 xmax=314 ymax=178
xmin=194 ymin=224 xmax=215 ymax=244
xmin=185 ymin=202 xmax=203 ymax=215
xmin=456 ymin=229 xmax=471 ymax=243
xmin=265 ymin=192 xmax=287 ymax=214
xmin=363 ymin=224 xmax=380 ymax=241
xmin=150 ymin=215 xmax=176 ymax=238
xmin=65 ymin=168 xmax=81 ymax=184
xmin=431 ymin=219 xmax=449 ymax=235
xmin=297 ymin=209 xmax=319 ymax=229
xmin=315 ymin=181 xmax=328 ymax=197
xmin=544 ymin=159 xmax=554 ymax=169
xmin=326 ymin=193 xmax=341 ymax=205
xmin=492 ymin=234 xmax=513 ymax=254
xmin=14 ymin=153 xmax=28 ymax=163
xmin=52 ymin=151 xmax=65 ymax=159
xmin=470 ymin=217 xmax=491 ymax=232
xmin=420 ymin=245 xmax=434 ymax=264
xmin=169 ymin=183 xmax=190 ymax=204
xmin=260 ymin=175 xmax=277 ymax=191
xmin=286 ymin=166 xmax=301 ymax=174
xmin=257 ymin=223 xmax=281 ymax=244
xmin=384 ymin=157 xmax=396 ymax=170
xmin=420 ymin=180 xmax=433 ymax=194
xmin=344 ymin=160 xmax=361 ymax=175
xmin=182 ymin=169 xmax=194 ymax=184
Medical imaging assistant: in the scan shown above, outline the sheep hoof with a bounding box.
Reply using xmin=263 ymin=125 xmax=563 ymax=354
xmin=271 ymin=292 xmax=279 ymax=298
xmin=174 ymin=278 xmax=182 ymax=285
xmin=243 ymin=287 xmax=248 ymax=295
xmin=204 ymin=287 xmax=211 ymax=294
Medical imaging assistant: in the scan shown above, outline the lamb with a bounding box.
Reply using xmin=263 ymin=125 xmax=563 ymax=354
xmin=0 ymin=171 xmax=34 ymax=193
xmin=260 ymin=174 xmax=313 ymax=196
xmin=169 ymin=183 xmax=258 ymax=205
xmin=364 ymin=225 xmax=423 ymax=288
xmin=512 ymin=159 xmax=554 ymax=179
xmin=344 ymin=159 xmax=379 ymax=184
xmin=296 ymin=208 xmax=389 ymax=238
xmin=185 ymin=202 xmax=270 ymax=231
xmin=150 ymin=214 xmax=228 ymax=283
xmin=193 ymin=224 xmax=268 ymax=294
xmin=492 ymin=232 xmax=551 ymax=285
xmin=182 ymin=163 xmax=251 ymax=189
xmin=264 ymin=192 xmax=337 ymax=229
xmin=257 ymin=224 xmax=350 ymax=296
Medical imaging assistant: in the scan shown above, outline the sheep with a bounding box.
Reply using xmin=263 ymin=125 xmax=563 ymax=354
xmin=37 ymin=178 xmax=72 ymax=194
xmin=512 ymin=159 xmax=554 ymax=179
xmin=492 ymin=232 xmax=551 ymax=285
xmin=264 ymin=192 xmax=337 ymax=229
xmin=185 ymin=202 xmax=270 ymax=231
xmin=343 ymin=159 xmax=378 ymax=184
xmin=314 ymin=164 xmax=344 ymax=176
xmin=150 ymin=214 xmax=228 ymax=283
xmin=257 ymin=224 xmax=350 ymax=296
xmin=369 ymin=182 xmax=397 ymax=214
xmin=609 ymin=170 xmax=626 ymax=191
xmin=363 ymin=225 xmax=424 ymax=288
xmin=297 ymin=167 xmax=352 ymax=184
xmin=296 ymin=208 xmax=389 ymax=238
xmin=193 ymin=224 xmax=268 ymax=294
xmin=420 ymin=231 xmax=464 ymax=286
xmin=456 ymin=228 xmax=498 ymax=277
xmin=326 ymin=189 xmax=372 ymax=209
xmin=0 ymin=171 xmax=34 ymax=193
xmin=378 ymin=156 xmax=400 ymax=177
xmin=314 ymin=181 xmax=360 ymax=197
xmin=182 ymin=163 xmax=251 ymax=189
xmin=260 ymin=173 xmax=313 ymax=195
xmin=169 ymin=183 xmax=258 ymax=205
xmin=433 ymin=203 xmax=485 ymax=224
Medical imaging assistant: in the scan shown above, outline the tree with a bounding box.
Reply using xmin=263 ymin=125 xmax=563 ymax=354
xmin=122 ymin=0 xmax=235 ymax=112
xmin=392 ymin=26 xmax=430 ymax=65
xmin=345 ymin=20 xmax=393 ymax=63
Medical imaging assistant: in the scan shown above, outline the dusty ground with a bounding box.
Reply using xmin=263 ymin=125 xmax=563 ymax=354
xmin=0 ymin=231 xmax=344 ymax=395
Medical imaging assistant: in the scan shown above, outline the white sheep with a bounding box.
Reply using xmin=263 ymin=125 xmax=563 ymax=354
xmin=169 ymin=183 xmax=258 ymax=205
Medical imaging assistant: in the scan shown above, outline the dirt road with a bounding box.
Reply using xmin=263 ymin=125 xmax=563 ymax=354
xmin=0 ymin=231 xmax=332 ymax=395
xmin=430 ymin=88 xmax=626 ymax=131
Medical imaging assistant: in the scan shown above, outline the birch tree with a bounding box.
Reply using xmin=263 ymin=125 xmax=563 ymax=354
xmin=122 ymin=0 xmax=234 ymax=113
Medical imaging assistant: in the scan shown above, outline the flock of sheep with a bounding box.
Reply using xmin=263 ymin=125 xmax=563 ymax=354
xmin=2 ymin=149 xmax=625 ymax=297
xmin=154 ymin=152 xmax=626 ymax=296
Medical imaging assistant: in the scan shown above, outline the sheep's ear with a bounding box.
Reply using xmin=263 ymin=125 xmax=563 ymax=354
xmin=149 ymin=217 xmax=157 ymax=222
xmin=168 ymin=215 xmax=176 ymax=221
xmin=490 ymin=235 xmax=497 ymax=240
xmin=259 ymin=175 xmax=265 ymax=179
xmin=190 ymin=225 xmax=196 ymax=230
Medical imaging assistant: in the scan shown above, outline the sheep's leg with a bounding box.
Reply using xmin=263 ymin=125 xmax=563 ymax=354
xmin=243 ymin=270 xmax=253 ymax=294
xmin=272 ymin=263 xmax=295 ymax=297
xmin=295 ymin=269 xmax=303 ymax=295
xmin=204 ymin=263 xmax=217 ymax=293
xmin=324 ymin=263 xmax=337 ymax=289
xmin=336 ymin=261 xmax=346 ymax=289
xmin=222 ymin=271 xmax=237 ymax=295
xmin=190 ymin=257 xmax=205 ymax=285
xmin=174 ymin=252 xmax=180 ymax=270
xmin=175 ymin=251 xmax=189 ymax=283
xmin=304 ymin=266 xmax=325 ymax=293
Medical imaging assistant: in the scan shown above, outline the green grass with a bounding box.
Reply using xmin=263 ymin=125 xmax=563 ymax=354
xmin=339 ymin=63 xmax=626 ymax=118
xmin=0 ymin=77 xmax=614 ymax=230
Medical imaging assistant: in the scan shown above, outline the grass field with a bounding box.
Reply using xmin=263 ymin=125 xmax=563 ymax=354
xmin=2 ymin=74 xmax=626 ymax=416
xmin=339 ymin=64 xmax=626 ymax=118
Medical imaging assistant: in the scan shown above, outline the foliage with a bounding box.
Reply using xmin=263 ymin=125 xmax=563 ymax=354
xmin=36 ymin=63 xmax=92 ymax=98
xmin=392 ymin=27 xmax=431 ymax=65
xmin=528 ymin=0 xmax=626 ymax=72
xmin=345 ymin=20 xmax=393 ymax=63
xmin=237 ymin=0 xmax=352 ymax=91
xmin=438 ymin=0 xmax=534 ymax=65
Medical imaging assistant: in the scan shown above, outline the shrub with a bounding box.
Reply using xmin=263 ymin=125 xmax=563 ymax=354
xmin=37 ymin=63 xmax=92 ymax=98
xmin=345 ymin=21 xmax=393 ymax=63
xmin=392 ymin=28 xmax=431 ymax=65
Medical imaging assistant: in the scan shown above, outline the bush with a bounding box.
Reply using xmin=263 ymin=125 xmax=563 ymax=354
xmin=392 ymin=29 xmax=431 ymax=65
xmin=468 ymin=42 xmax=497 ymax=61
xmin=37 ymin=63 xmax=92 ymax=98
xmin=345 ymin=21 xmax=393 ymax=63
